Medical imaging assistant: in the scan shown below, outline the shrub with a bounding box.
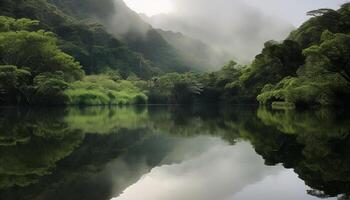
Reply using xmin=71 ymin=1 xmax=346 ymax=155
xmin=65 ymin=75 xmax=148 ymax=106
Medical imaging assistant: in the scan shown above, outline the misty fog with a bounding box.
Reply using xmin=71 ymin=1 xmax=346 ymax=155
xmin=143 ymin=0 xmax=294 ymax=64
xmin=61 ymin=0 xmax=348 ymax=67
xmin=138 ymin=0 xmax=347 ymax=64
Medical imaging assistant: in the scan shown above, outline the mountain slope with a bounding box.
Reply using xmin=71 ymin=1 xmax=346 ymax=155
xmin=49 ymin=0 xmax=191 ymax=72
xmin=156 ymin=29 xmax=231 ymax=71
xmin=240 ymin=4 xmax=350 ymax=106
xmin=0 ymin=0 xmax=161 ymax=79
xmin=144 ymin=5 xmax=294 ymax=64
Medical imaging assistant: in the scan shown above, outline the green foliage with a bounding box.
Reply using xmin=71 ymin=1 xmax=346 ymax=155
xmin=310 ymin=32 xmax=350 ymax=83
xmin=289 ymin=3 xmax=350 ymax=48
xmin=0 ymin=16 xmax=39 ymax=32
xmin=0 ymin=20 xmax=84 ymax=80
xmin=33 ymin=72 xmax=70 ymax=105
xmin=249 ymin=4 xmax=350 ymax=107
xmin=65 ymin=75 xmax=148 ymax=106
xmin=0 ymin=16 xmax=83 ymax=105
xmin=0 ymin=0 xmax=163 ymax=78
xmin=148 ymin=72 xmax=203 ymax=104
xmin=0 ymin=65 xmax=31 ymax=104
xmin=240 ymin=40 xmax=304 ymax=99
xmin=258 ymin=75 xmax=348 ymax=107
xmin=27 ymin=0 xmax=190 ymax=75
xmin=196 ymin=60 xmax=244 ymax=103
xmin=49 ymin=0 xmax=116 ymax=20
xmin=258 ymin=30 xmax=350 ymax=107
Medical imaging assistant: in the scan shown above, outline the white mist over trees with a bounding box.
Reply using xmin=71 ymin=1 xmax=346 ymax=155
xmin=141 ymin=0 xmax=294 ymax=64
xmin=139 ymin=0 xmax=347 ymax=64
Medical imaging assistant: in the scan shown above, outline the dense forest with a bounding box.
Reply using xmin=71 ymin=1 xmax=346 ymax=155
xmin=0 ymin=0 xmax=350 ymax=107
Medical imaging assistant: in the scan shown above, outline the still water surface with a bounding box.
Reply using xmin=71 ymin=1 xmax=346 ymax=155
xmin=0 ymin=106 xmax=349 ymax=200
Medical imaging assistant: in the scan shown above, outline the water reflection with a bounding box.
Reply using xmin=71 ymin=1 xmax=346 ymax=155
xmin=255 ymin=108 xmax=350 ymax=199
xmin=114 ymin=141 xmax=283 ymax=200
xmin=0 ymin=106 xmax=349 ymax=200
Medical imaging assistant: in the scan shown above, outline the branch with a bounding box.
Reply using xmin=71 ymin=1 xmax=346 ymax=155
xmin=339 ymin=71 xmax=350 ymax=84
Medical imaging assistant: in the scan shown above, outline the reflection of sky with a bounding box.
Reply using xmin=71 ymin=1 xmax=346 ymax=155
xmin=112 ymin=137 xmax=325 ymax=200
xmin=232 ymin=169 xmax=335 ymax=200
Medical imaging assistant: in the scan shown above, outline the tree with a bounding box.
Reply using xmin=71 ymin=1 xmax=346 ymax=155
xmin=303 ymin=31 xmax=350 ymax=84
xmin=0 ymin=30 xmax=84 ymax=81
xmin=33 ymin=72 xmax=69 ymax=105
xmin=148 ymin=73 xmax=203 ymax=104
xmin=0 ymin=16 xmax=84 ymax=105
xmin=0 ymin=65 xmax=31 ymax=104
xmin=307 ymin=9 xmax=335 ymax=17
xmin=0 ymin=16 xmax=39 ymax=32
xmin=240 ymin=40 xmax=304 ymax=99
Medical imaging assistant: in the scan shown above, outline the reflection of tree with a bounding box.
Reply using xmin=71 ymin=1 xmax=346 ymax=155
xmin=1 ymin=106 xmax=350 ymax=199
xmin=0 ymin=106 xmax=160 ymax=191
xmin=0 ymin=106 xmax=172 ymax=200
xmin=0 ymin=108 xmax=85 ymax=189
xmin=64 ymin=106 xmax=150 ymax=134
xmin=254 ymin=107 xmax=350 ymax=198
xmin=15 ymin=129 xmax=154 ymax=200
xmin=148 ymin=105 xmax=241 ymax=143
xmin=0 ymin=127 xmax=170 ymax=200
xmin=0 ymin=105 xmax=242 ymax=199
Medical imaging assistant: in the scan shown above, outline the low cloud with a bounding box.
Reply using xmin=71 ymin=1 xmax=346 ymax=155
xmin=146 ymin=0 xmax=295 ymax=64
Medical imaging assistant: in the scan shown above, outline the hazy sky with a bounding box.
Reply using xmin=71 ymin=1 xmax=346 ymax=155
xmin=124 ymin=0 xmax=348 ymax=26
xmin=124 ymin=0 xmax=174 ymax=16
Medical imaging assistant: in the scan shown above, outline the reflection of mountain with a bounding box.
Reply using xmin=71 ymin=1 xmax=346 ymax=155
xmin=113 ymin=141 xmax=282 ymax=200
xmin=0 ymin=106 xmax=350 ymax=200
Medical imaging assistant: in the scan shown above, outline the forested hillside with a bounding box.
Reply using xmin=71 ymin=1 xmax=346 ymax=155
xmin=0 ymin=0 xmax=197 ymax=76
xmin=146 ymin=3 xmax=350 ymax=107
xmin=0 ymin=16 xmax=150 ymax=106
xmin=225 ymin=4 xmax=350 ymax=106
xmin=256 ymin=4 xmax=350 ymax=107
xmin=0 ymin=0 xmax=166 ymax=78
xmin=156 ymin=29 xmax=231 ymax=71
xmin=49 ymin=0 xmax=192 ymax=72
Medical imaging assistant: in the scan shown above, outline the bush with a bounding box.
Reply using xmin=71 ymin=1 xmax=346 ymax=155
xmin=34 ymin=78 xmax=69 ymax=105
xmin=65 ymin=89 xmax=110 ymax=105
xmin=132 ymin=94 xmax=148 ymax=104
xmin=0 ymin=16 xmax=84 ymax=106
xmin=258 ymin=74 xmax=350 ymax=107
xmin=65 ymin=75 xmax=148 ymax=106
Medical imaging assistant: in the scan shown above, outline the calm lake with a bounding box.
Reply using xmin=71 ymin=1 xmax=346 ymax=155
xmin=0 ymin=106 xmax=349 ymax=200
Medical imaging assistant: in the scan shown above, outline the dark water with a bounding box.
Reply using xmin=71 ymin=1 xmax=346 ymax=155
xmin=0 ymin=106 xmax=349 ymax=200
